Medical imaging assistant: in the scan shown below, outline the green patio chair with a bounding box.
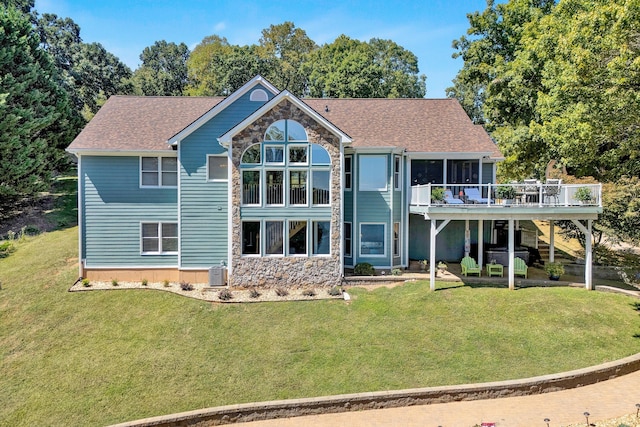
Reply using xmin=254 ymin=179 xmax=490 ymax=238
xmin=460 ymin=256 xmax=482 ymax=276
xmin=514 ymin=257 xmax=528 ymax=278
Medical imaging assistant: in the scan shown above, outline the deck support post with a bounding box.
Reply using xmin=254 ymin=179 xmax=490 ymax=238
xmin=571 ymin=219 xmax=594 ymax=290
xmin=464 ymin=219 xmax=470 ymax=257
xmin=477 ymin=220 xmax=484 ymax=269
xmin=549 ymin=221 xmax=555 ymax=263
xmin=430 ymin=219 xmax=437 ymax=291
xmin=508 ymin=219 xmax=515 ymax=290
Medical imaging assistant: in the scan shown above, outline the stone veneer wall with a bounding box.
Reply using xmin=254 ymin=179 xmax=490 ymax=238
xmin=229 ymin=100 xmax=342 ymax=288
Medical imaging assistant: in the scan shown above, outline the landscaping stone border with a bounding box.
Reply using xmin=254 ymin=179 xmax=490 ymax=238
xmin=110 ymin=352 xmax=640 ymax=427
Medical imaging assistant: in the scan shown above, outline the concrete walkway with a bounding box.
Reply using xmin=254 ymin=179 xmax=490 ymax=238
xmin=234 ymin=369 xmax=640 ymax=427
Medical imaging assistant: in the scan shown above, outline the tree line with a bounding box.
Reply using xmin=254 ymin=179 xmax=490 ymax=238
xmin=0 ymin=0 xmax=425 ymax=215
xmin=449 ymin=0 xmax=640 ymax=248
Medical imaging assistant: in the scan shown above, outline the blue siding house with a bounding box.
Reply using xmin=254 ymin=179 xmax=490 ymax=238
xmin=67 ymin=75 xmax=601 ymax=289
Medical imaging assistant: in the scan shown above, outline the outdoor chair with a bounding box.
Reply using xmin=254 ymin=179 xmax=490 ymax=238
xmin=513 ymin=257 xmax=528 ymax=278
xmin=523 ymin=179 xmax=539 ymax=203
xmin=464 ymin=187 xmax=492 ymax=204
xmin=444 ymin=189 xmax=464 ymax=204
xmin=460 ymin=256 xmax=482 ymax=276
xmin=543 ymin=179 xmax=562 ymax=204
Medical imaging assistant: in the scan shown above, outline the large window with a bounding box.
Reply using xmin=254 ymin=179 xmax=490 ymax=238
xmin=359 ymin=155 xmax=387 ymax=191
xmin=289 ymin=220 xmax=307 ymax=255
xmin=242 ymin=221 xmax=260 ymax=255
xmin=265 ymin=221 xmax=284 ymax=255
xmin=141 ymin=222 xmax=178 ymax=254
xmin=141 ymin=157 xmax=177 ymax=187
xmin=360 ymin=223 xmax=385 ymax=256
xmin=313 ymin=221 xmax=330 ymax=255
xmin=239 ymin=120 xmax=331 ymax=208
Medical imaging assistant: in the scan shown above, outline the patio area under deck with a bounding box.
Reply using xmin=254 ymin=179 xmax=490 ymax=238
xmin=409 ymin=204 xmax=602 ymax=291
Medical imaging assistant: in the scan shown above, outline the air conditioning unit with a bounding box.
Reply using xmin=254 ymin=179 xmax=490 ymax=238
xmin=208 ymin=267 xmax=225 ymax=286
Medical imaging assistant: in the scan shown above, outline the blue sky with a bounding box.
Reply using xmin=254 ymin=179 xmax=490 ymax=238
xmin=35 ymin=0 xmax=490 ymax=97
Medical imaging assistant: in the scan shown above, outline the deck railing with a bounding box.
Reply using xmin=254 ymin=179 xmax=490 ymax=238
xmin=410 ymin=182 xmax=602 ymax=208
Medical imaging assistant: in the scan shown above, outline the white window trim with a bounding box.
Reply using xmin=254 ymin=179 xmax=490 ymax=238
xmin=311 ymin=220 xmax=331 ymax=257
xmin=241 ymin=220 xmax=262 ymax=257
xmin=264 ymin=144 xmax=285 ymax=165
xmin=344 ymin=222 xmax=352 ymax=258
xmin=344 ymin=155 xmax=352 ymax=191
xmin=140 ymin=222 xmax=178 ymax=255
xmin=311 ymin=168 xmax=331 ymax=207
xmin=140 ymin=156 xmax=178 ymax=189
xmin=287 ymin=219 xmax=308 ymax=256
xmin=358 ymin=155 xmax=388 ymax=192
xmin=393 ymin=222 xmax=400 ymax=257
xmin=394 ymin=155 xmax=402 ymax=191
xmin=241 ymin=169 xmax=262 ymax=207
xmin=359 ymin=222 xmax=387 ymax=258
xmin=264 ymin=169 xmax=285 ymax=207
xmin=288 ymin=169 xmax=309 ymax=207
xmin=207 ymin=154 xmax=228 ymax=182
xmin=264 ymin=219 xmax=285 ymax=257
xmin=288 ymin=144 xmax=309 ymax=165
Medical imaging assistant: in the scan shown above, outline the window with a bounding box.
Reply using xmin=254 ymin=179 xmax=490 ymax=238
xmin=311 ymin=144 xmax=331 ymax=165
xmin=265 ymin=145 xmax=284 ymax=164
xmin=265 ymin=221 xmax=284 ymax=255
xmin=265 ymin=120 xmax=286 ymax=141
xmin=359 ymin=155 xmax=387 ymax=191
xmin=344 ymin=156 xmax=352 ymax=190
xmin=141 ymin=157 xmax=177 ymax=187
xmin=265 ymin=170 xmax=284 ymax=205
xmin=289 ymin=220 xmax=307 ymax=255
xmin=242 ymin=170 xmax=260 ymax=205
xmin=312 ymin=170 xmax=330 ymax=205
xmin=289 ymin=145 xmax=308 ymax=164
xmin=241 ymin=144 xmax=261 ymax=164
xmin=207 ymin=156 xmax=227 ymax=181
xmin=344 ymin=222 xmax=352 ymax=257
xmin=141 ymin=222 xmax=177 ymax=254
xmin=290 ymin=170 xmax=307 ymax=205
xmin=360 ymin=223 xmax=385 ymax=256
xmin=313 ymin=221 xmax=330 ymax=255
xmin=393 ymin=222 xmax=400 ymax=257
xmin=394 ymin=155 xmax=401 ymax=190
xmin=250 ymin=89 xmax=268 ymax=102
xmin=287 ymin=120 xmax=307 ymax=141
xmin=242 ymin=222 xmax=260 ymax=255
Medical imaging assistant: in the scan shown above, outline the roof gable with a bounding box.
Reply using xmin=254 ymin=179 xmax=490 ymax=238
xmin=218 ymin=91 xmax=353 ymax=147
xmin=168 ymin=75 xmax=279 ymax=145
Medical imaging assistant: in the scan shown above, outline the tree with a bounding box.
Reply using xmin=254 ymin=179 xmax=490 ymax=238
xmin=0 ymin=5 xmax=80 ymax=211
xmin=35 ymin=13 xmax=132 ymax=117
xmin=185 ymin=35 xmax=233 ymax=96
xmin=304 ymin=35 xmax=426 ymax=98
xmin=258 ymin=22 xmax=317 ymax=95
xmin=131 ymin=40 xmax=189 ymax=96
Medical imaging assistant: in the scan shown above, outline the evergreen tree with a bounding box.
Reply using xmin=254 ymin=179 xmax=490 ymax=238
xmin=0 ymin=5 xmax=80 ymax=210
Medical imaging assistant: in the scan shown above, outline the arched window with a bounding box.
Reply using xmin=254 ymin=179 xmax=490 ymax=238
xmin=250 ymin=89 xmax=269 ymax=102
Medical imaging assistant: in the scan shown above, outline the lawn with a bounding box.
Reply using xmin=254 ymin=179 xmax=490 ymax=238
xmin=1 ymin=228 xmax=640 ymax=426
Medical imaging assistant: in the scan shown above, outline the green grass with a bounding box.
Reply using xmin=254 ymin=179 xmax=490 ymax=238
xmin=1 ymin=229 xmax=640 ymax=426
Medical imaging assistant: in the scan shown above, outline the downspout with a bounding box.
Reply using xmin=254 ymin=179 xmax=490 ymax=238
xmin=339 ymin=144 xmax=345 ymax=279
xmin=227 ymin=143 xmax=233 ymax=279
xmin=77 ymin=154 xmax=84 ymax=278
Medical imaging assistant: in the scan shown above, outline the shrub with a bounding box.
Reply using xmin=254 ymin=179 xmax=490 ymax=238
xmin=22 ymin=225 xmax=40 ymax=236
xmin=431 ymin=186 xmax=445 ymax=202
xmin=391 ymin=268 xmax=403 ymax=276
xmin=111 ymin=278 xmax=119 ymax=286
xmin=302 ymin=289 xmax=316 ymax=297
xmin=0 ymin=241 xmax=16 ymax=258
xmin=275 ymin=287 xmax=289 ymax=297
xmin=354 ymin=262 xmax=375 ymax=276
xmin=218 ymin=289 xmax=233 ymax=301
xmin=496 ymin=185 xmax=516 ymax=199
xmin=249 ymin=288 xmax=261 ymax=298
xmin=163 ymin=279 xmax=170 ymax=287
xmin=180 ymin=281 xmax=193 ymax=291
xmin=141 ymin=278 xmax=148 ymax=286
xmin=81 ymin=278 xmax=91 ymax=287
xmin=328 ymin=285 xmax=342 ymax=296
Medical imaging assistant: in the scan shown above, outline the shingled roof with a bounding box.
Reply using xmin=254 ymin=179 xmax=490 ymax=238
xmin=67 ymin=94 xmax=501 ymax=158
xmin=68 ymin=96 xmax=224 ymax=152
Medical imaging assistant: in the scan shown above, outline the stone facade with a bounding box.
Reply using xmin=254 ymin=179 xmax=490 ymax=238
xmin=229 ymin=99 xmax=342 ymax=288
